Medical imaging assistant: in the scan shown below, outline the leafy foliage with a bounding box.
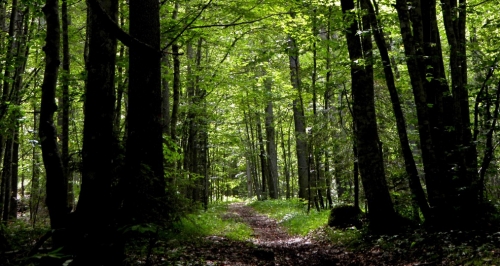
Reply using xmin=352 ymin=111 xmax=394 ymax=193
xmin=167 ymin=201 xmax=253 ymax=242
xmin=249 ymin=199 xmax=329 ymax=236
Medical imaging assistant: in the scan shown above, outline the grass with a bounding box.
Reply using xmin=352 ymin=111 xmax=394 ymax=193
xmin=167 ymin=200 xmax=253 ymax=242
xmin=248 ymin=198 xmax=330 ymax=236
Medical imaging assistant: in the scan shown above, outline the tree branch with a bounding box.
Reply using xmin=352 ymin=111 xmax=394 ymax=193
xmin=186 ymin=13 xmax=287 ymax=30
xmin=161 ymin=0 xmax=213 ymax=51
xmin=87 ymin=0 xmax=161 ymax=55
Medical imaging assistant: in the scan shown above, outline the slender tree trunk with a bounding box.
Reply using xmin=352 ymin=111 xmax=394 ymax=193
xmin=279 ymin=124 xmax=291 ymax=199
xmin=114 ymin=2 xmax=126 ymax=136
xmin=245 ymin=111 xmax=261 ymax=200
xmin=2 ymin=137 xmax=13 ymax=222
xmin=256 ymin=111 xmax=268 ymax=199
xmin=170 ymin=3 xmax=180 ymax=142
xmin=0 ymin=0 xmax=18 ymax=122
xmin=40 ymin=0 xmax=68 ymax=247
xmin=9 ymin=129 xmax=19 ymax=220
xmin=288 ymin=33 xmax=309 ymax=200
xmin=162 ymin=52 xmax=171 ymax=134
xmin=61 ymin=0 xmax=72 ymax=211
xmin=364 ymin=0 xmax=430 ymax=220
xmin=264 ymin=76 xmax=279 ymax=199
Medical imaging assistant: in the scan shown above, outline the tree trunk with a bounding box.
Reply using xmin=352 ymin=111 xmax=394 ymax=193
xmin=341 ymin=0 xmax=396 ymax=233
xmin=279 ymin=124 xmax=291 ymax=199
xmin=125 ymin=0 xmax=165 ymax=220
xmin=73 ymin=0 xmax=119 ymax=264
xmin=264 ymin=76 xmax=279 ymax=199
xmin=169 ymin=3 xmax=180 ymax=142
xmin=245 ymin=110 xmax=261 ymax=200
xmin=9 ymin=129 xmax=19 ymax=220
xmin=396 ymin=0 xmax=479 ymax=229
xmin=256 ymin=111 xmax=268 ymax=199
xmin=364 ymin=0 xmax=430 ymax=220
xmin=61 ymin=0 xmax=72 ymax=211
xmin=1 ymin=137 xmax=13 ymax=222
xmin=40 ymin=0 xmax=68 ymax=247
xmin=288 ymin=33 xmax=309 ymax=200
xmin=0 ymin=0 xmax=18 ymax=122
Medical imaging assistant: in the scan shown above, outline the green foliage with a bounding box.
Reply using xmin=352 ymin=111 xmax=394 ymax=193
xmin=249 ymin=199 xmax=329 ymax=236
xmin=0 ymin=221 xmax=52 ymax=265
xmin=162 ymin=136 xmax=183 ymax=163
xmin=167 ymin=202 xmax=253 ymax=242
xmin=322 ymin=226 xmax=365 ymax=249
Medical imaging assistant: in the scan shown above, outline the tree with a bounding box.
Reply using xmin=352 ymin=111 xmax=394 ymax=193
xmin=73 ymin=0 xmax=118 ymax=263
xmin=124 ymin=0 xmax=165 ymax=220
xmin=395 ymin=0 xmax=479 ymax=229
xmin=340 ymin=0 xmax=396 ymax=233
xmin=288 ymin=32 xmax=309 ymax=200
xmin=39 ymin=0 xmax=68 ymax=247
xmin=363 ymin=0 xmax=430 ymax=220
xmin=264 ymin=74 xmax=279 ymax=199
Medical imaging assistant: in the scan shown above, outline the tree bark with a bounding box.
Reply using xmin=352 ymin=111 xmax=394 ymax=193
xmin=40 ymin=0 xmax=68 ymax=246
xmin=364 ymin=0 xmax=430 ymax=220
xmin=61 ymin=0 xmax=72 ymax=211
xmin=169 ymin=3 xmax=180 ymax=142
xmin=288 ymin=33 xmax=309 ymax=200
xmin=73 ymin=0 xmax=118 ymax=264
xmin=125 ymin=0 xmax=165 ymax=220
xmin=264 ymin=76 xmax=279 ymax=199
xmin=256 ymin=111 xmax=268 ymax=199
xmin=341 ymin=0 xmax=396 ymax=233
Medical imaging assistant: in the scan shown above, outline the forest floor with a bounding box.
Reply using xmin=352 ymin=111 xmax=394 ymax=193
xmin=161 ymin=202 xmax=499 ymax=266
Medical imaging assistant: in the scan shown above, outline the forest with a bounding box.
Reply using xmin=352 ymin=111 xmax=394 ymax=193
xmin=1 ymin=0 xmax=500 ymax=264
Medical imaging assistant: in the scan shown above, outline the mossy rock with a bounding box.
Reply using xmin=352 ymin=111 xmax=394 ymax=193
xmin=328 ymin=205 xmax=363 ymax=229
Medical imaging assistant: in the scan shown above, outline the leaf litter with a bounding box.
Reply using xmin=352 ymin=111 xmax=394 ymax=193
xmin=157 ymin=203 xmax=500 ymax=265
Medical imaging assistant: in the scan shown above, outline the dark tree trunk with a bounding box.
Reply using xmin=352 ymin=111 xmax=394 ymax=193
xmin=162 ymin=52 xmax=170 ymax=134
xmin=264 ymin=76 xmax=279 ymax=199
xmin=288 ymin=33 xmax=309 ymax=200
xmin=73 ymin=0 xmax=118 ymax=264
xmin=439 ymin=0 xmax=478 ymax=212
xmin=1 ymin=6 xmax=29 ymax=222
xmin=256 ymin=112 xmax=268 ymax=199
xmin=113 ymin=3 xmax=126 ymax=136
xmin=0 ymin=0 xmax=18 ymax=122
xmin=364 ymin=0 xmax=430 ymax=220
xmin=40 ymin=0 xmax=68 ymax=247
xmin=2 ymin=137 xmax=13 ymax=221
xmin=245 ymin=111 xmax=262 ymax=200
xmin=9 ymin=130 xmax=19 ymax=220
xmin=396 ymin=0 xmax=479 ymax=229
xmin=353 ymin=144 xmax=359 ymax=209
xmin=279 ymin=124 xmax=291 ymax=199
xmin=61 ymin=0 xmax=72 ymax=211
xmin=125 ymin=0 xmax=165 ymax=219
xmin=169 ymin=3 xmax=180 ymax=142
xmin=341 ymin=0 xmax=396 ymax=233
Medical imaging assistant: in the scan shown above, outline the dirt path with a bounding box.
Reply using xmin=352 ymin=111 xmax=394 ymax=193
xmin=160 ymin=202 xmax=500 ymax=265
xmin=167 ymin=203 xmax=368 ymax=266
xmin=221 ymin=202 xmax=349 ymax=265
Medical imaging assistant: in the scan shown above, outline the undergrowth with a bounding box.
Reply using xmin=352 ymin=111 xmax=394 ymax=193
xmin=167 ymin=200 xmax=253 ymax=242
xmin=248 ymin=198 xmax=329 ymax=236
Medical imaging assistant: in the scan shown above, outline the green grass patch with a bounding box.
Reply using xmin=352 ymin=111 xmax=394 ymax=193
xmin=248 ymin=199 xmax=330 ymax=236
xmin=168 ymin=201 xmax=253 ymax=242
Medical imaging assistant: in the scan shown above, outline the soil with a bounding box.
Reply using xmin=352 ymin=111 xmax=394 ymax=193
xmin=163 ymin=203 xmax=424 ymax=266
